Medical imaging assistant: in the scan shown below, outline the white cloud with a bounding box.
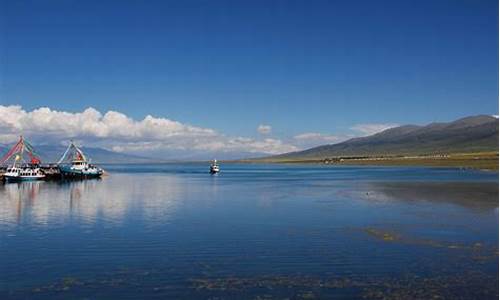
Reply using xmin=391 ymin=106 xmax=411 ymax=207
xmin=350 ymin=123 xmax=399 ymax=136
xmin=0 ymin=105 xmax=405 ymax=159
xmin=292 ymin=132 xmax=346 ymax=148
xmin=0 ymin=105 xmax=297 ymax=157
xmin=293 ymin=132 xmax=341 ymax=143
xmin=111 ymin=137 xmax=298 ymax=155
xmin=257 ymin=124 xmax=272 ymax=135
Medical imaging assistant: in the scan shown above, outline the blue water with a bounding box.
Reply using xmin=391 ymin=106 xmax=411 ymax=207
xmin=1 ymin=164 xmax=498 ymax=299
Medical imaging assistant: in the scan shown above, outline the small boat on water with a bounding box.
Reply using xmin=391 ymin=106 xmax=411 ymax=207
xmin=209 ymin=159 xmax=220 ymax=174
xmin=58 ymin=141 xmax=103 ymax=179
xmin=0 ymin=136 xmax=46 ymax=182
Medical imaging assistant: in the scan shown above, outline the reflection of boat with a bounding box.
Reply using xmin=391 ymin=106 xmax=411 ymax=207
xmin=209 ymin=159 xmax=220 ymax=174
xmin=58 ymin=141 xmax=103 ymax=179
xmin=1 ymin=136 xmax=46 ymax=182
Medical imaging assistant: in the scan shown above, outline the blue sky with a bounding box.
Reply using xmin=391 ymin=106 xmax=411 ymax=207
xmin=0 ymin=0 xmax=498 ymax=157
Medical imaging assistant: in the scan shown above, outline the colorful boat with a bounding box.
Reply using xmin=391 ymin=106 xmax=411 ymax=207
xmin=58 ymin=141 xmax=103 ymax=179
xmin=0 ymin=136 xmax=46 ymax=181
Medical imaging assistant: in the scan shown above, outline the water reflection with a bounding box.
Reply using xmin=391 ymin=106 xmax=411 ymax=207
xmin=0 ymin=181 xmax=41 ymax=225
xmin=0 ymin=174 xmax=185 ymax=230
xmin=0 ymin=166 xmax=498 ymax=299
xmin=360 ymin=181 xmax=499 ymax=211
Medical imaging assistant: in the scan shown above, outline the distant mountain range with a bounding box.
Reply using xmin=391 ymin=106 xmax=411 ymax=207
xmin=0 ymin=144 xmax=159 ymax=164
xmin=262 ymin=115 xmax=499 ymax=161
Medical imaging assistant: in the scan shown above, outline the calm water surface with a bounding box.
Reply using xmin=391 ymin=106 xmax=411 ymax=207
xmin=1 ymin=164 xmax=498 ymax=299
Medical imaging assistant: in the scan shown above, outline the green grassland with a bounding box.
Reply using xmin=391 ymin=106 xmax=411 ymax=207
xmin=240 ymin=152 xmax=499 ymax=171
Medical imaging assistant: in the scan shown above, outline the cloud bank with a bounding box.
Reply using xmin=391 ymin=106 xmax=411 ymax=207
xmin=292 ymin=132 xmax=346 ymax=148
xmin=350 ymin=123 xmax=399 ymax=136
xmin=257 ymin=124 xmax=272 ymax=135
xmin=293 ymin=132 xmax=342 ymax=143
xmin=0 ymin=105 xmax=401 ymax=159
xmin=0 ymin=105 xmax=298 ymax=157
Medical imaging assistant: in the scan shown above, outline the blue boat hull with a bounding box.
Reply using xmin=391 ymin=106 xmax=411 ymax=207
xmin=59 ymin=167 xmax=103 ymax=179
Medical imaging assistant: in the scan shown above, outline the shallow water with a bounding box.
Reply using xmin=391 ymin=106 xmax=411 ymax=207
xmin=1 ymin=164 xmax=498 ymax=299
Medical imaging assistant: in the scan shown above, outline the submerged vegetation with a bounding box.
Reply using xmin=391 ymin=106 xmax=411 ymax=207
xmin=7 ymin=267 xmax=497 ymax=299
xmin=7 ymin=224 xmax=498 ymax=299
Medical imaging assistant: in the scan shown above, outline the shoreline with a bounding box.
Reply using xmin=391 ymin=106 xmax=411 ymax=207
xmin=1 ymin=152 xmax=497 ymax=173
xmin=236 ymin=152 xmax=499 ymax=171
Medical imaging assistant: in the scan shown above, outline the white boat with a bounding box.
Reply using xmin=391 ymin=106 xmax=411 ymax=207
xmin=0 ymin=136 xmax=45 ymax=182
xmin=58 ymin=141 xmax=104 ymax=179
xmin=209 ymin=159 xmax=220 ymax=174
xmin=4 ymin=166 xmax=45 ymax=181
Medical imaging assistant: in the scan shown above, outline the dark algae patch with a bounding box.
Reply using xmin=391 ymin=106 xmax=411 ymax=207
xmin=362 ymin=227 xmax=498 ymax=252
xmin=6 ymin=269 xmax=497 ymax=299
xmin=364 ymin=228 xmax=400 ymax=242
xmin=190 ymin=272 xmax=498 ymax=299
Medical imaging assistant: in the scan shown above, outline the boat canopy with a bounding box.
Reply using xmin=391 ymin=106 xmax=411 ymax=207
xmin=57 ymin=141 xmax=89 ymax=165
xmin=0 ymin=136 xmax=41 ymax=165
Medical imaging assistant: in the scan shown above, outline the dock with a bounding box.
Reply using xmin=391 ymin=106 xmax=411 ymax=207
xmin=1 ymin=137 xmax=105 ymax=182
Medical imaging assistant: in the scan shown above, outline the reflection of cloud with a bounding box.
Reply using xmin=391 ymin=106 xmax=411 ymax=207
xmin=361 ymin=182 xmax=499 ymax=211
xmin=0 ymin=175 xmax=186 ymax=228
xmin=0 ymin=181 xmax=41 ymax=225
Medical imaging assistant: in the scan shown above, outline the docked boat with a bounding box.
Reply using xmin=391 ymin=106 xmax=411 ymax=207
xmin=209 ymin=159 xmax=220 ymax=174
xmin=0 ymin=136 xmax=46 ymax=182
xmin=58 ymin=141 xmax=103 ymax=179
xmin=4 ymin=166 xmax=45 ymax=181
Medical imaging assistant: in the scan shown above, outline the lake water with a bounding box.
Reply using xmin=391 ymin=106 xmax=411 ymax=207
xmin=1 ymin=164 xmax=498 ymax=299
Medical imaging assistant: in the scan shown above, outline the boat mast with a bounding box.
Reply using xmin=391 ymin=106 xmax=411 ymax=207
xmin=20 ymin=136 xmax=25 ymax=167
xmin=13 ymin=136 xmax=24 ymax=168
xmin=0 ymin=136 xmax=41 ymax=167
xmin=57 ymin=140 xmax=88 ymax=164
xmin=74 ymin=144 xmax=87 ymax=162
xmin=57 ymin=140 xmax=74 ymax=165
